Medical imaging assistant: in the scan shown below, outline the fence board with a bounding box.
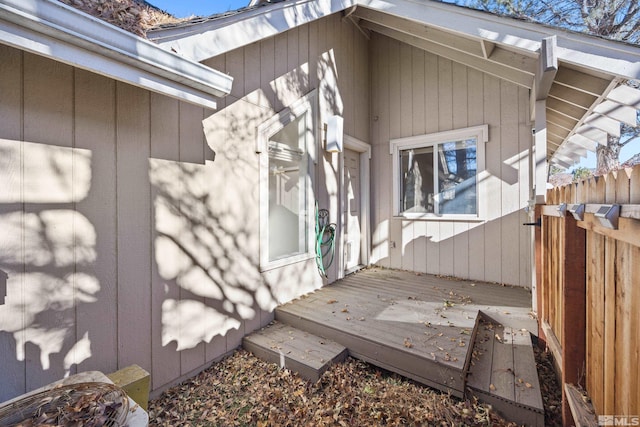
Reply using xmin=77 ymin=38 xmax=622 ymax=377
xmin=586 ymin=231 xmax=605 ymax=414
xmin=603 ymin=236 xmax=616 ymax=415
xmin=544 ymin=166 xmax=640 ymax=418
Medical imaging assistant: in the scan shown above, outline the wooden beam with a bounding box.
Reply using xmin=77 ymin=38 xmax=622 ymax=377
xmin=534 ymin=100 xmax=548 ymax=202
xmin=551 ymin=157 xmax=573 ymax=169
xmin=555 ymin=150 xmax=580 ymax=164
xmin=593 ymin=100 xmax=638 ymax=127
xmin=534 ymin=204 xmax=543 ymax=325
xmin=541 ymin=321 xmax=563 ymax=373
xmin=530 ymin=36 xmax=558 ymax=121
xmin=568 ymin=134 xmax=598 ymax=152
xmin=583 ymin=113 xmax=621 ymax=137
xmin=354 ymin=8 xmax=486 ymax=56
xmin=565 ymin=384 xmax=599 ymax=427
xmin=361 ymin=21 xmax=534 ymax=88
xmin=560 ymin=142 xmax=587 ymax=158
xmin=577 ymin=214 xmax=640 ymax=248
xmin=535 ymin=36 xmax=557 ymax=101
xmin=481 ymin=39 xmax=495 ymax=58
xmin=541 ymin=204 xmax=566 ymax=217
xmin=575 ymin=125 xmax=607 ymax=146
xmin=607 ymin=84 xmax=640 ymax=108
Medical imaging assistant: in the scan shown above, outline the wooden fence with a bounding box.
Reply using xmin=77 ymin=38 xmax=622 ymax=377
xmin=539 ymin=167 xmax=640 ymax=425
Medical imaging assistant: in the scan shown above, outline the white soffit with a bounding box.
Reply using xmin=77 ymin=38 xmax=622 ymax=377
xmin=551 ymin=83 xmax=640 ymax=169
xmin=0 ymin=0 xmax=233 ymax=109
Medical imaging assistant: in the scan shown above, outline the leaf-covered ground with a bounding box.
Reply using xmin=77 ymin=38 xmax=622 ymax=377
xmin=148 ymin=348 xmax=562 ymax=426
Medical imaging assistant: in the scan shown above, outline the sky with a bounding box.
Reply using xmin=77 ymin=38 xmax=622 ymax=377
xmin=148 ymin=0 xmax=250 ymax=17
xmin=569 ymin=138 xmax=640 ymax=171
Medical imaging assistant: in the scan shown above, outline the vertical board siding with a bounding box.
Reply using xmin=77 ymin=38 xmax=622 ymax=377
xmin=73 ymin=70 xmax=118 ymax=376
xmin=370 ymin=34 xmax=531 ymax=287
xmin=23 ymin=54 xmax=75 ymax=391
xmin=149 ymin=93 xmax=181 ymax=390
xmin=542 ymin=169 xmax=640 ymax=416
xmin=0 ymin=44 xmax=25 ymax=402
xmin=0 ymin=13 xmax=369 ymax=401
xmin=116 ymin=83 xmax=152 ymax=373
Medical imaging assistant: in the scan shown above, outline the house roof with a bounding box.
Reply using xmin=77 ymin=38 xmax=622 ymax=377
xmin=147 ymin=0 xmax=640 ymax=169
xmin=0 ymin=0 xmax=233 ymax=109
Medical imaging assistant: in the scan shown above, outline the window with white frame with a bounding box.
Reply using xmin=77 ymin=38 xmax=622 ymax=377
xmin=390 ymin=125 xmax=488 ymax=218
xmin=258 ymin=91 xmax=316 ymax=270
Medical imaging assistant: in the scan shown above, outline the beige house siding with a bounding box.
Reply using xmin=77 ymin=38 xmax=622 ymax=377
xmin=0 ymin=12 xmax=369 ymax=402
xmin=369 ymin=33 xmax=532 ymax=288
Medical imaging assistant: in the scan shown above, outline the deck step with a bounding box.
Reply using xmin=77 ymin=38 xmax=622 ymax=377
xmin=466 ymin=313 xmax=544 ymax=427
xmin=243 ymin=321 xmax=348 ymax=382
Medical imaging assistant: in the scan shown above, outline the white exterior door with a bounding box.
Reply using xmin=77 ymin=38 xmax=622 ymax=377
xmin=343 ymin=148 xmax=361 ymax=272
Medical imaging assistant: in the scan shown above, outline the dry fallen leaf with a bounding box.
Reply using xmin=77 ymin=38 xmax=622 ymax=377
xmin=403 ymin=338 xmax=413 ymax=348
xmin=327 ymin=299 xmax=338 ymax=304
xmin=489 ymin=383 xmax=496 ymax=391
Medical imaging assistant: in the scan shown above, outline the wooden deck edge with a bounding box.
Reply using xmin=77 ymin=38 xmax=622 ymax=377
xmin=564 ymin=384 xmax=598 ymax=427
xmin=462 ymin=309 xmax=483 ymax=384
xmin=349 ymin=350 xmax=464 ymax=399
xmin=540 ymin=321 xmax=562 ymax=378
xmin=466 ymin=386 xmax=545 ymax=427
xmin=243 ymin=337 xmax=348 ymax=383
xmin=242 ymin=323 xmax=349 ymax=383
xmin=276 ymin=309 xmax=465 ymax=397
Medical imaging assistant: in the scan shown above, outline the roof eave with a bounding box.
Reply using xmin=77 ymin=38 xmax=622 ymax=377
xmin=0 ymin=0 xmax=233 ymax=109
xmin=150 ymin=0 xmax=358 ymax=62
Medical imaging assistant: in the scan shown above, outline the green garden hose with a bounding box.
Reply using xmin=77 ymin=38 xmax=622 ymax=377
xmin=315 ymin=201 xmax=336 ymax=277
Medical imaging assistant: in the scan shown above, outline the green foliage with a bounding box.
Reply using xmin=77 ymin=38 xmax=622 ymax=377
xmin=571 ymin=166 xmax=593 ymax=181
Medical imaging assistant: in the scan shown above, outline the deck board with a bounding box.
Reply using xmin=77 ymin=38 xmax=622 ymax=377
xmin=276 ymin=268 xmax=535 ymax=399
xmin=466 ymin=316 xmax=495 ymax=391
xmin=491 ymin=325 xmax=516 ymax=401
xmin=242 ymin=322 xmax=348 ymax=382
xmin=513 ymin=329 xmax=544 ymax=410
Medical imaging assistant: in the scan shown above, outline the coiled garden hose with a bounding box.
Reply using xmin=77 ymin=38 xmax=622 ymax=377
xmin=315 ymin=202 xmax=336 ymax=277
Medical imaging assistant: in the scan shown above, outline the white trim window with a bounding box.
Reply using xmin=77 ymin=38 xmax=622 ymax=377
xmin=257 ymin=91 xmax=317 ymax=271
xmin=390 ymin=125 xmax=488 ymax=219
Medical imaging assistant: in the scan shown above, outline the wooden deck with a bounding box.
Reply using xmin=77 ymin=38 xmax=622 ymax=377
xmin=274 ymin=268 xmax=537 ymax=399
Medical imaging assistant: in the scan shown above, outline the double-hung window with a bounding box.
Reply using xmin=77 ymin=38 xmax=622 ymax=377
xmin=258 ymin=91 xmax=317 ymax=270
xmin=390 ymin=125 xmax=488 ymax=219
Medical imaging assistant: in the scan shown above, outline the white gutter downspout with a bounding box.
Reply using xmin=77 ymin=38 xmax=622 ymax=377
xmin=0 ymin=0 xmax=233 ymax=109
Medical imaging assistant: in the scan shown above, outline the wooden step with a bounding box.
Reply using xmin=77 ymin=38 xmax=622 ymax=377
xmin=243 ymin=321 xmax=348 ymax=382
xmin=466 ymin=313 xmax=545 ymax=427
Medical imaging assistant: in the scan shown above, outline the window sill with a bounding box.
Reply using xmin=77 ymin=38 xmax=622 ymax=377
xmin=260 ymin=253 xmax=315 ymax=272
xmin=393 ymin=214 xmax=485 ymax=222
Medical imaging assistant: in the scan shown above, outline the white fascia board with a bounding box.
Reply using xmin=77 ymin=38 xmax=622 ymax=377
xmin=154 ymin=0 xmax=357 ymax=62
xmin=0 ymin=0 xmax=233 ymax=107
xmin=359 ymin=0 xmax=640 ymax=80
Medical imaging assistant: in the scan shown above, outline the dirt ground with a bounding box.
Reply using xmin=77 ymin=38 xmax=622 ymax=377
xmin=148 ymin=345 xmax=562 ymax=426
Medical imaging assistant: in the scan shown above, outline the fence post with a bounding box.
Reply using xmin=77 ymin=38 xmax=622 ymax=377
xmin=535 ymin=204 xmax=546 ymax=344
xmin=561 ymin=214 xmax=587 ymax=426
